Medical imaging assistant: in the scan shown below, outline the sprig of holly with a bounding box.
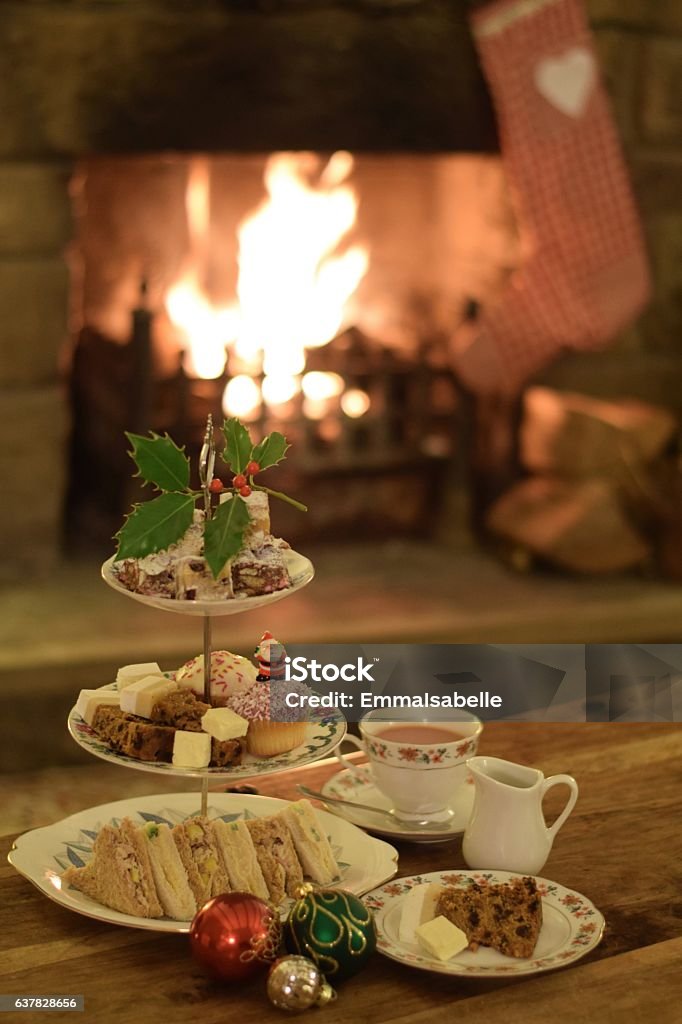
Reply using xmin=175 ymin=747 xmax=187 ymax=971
xmin=114 ymin=420 xmax=306 ymax=578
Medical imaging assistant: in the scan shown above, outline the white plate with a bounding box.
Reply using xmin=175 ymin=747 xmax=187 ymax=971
xmin=68 ymin=689 xmax=346 ymax=780
xmin=101 ymin=549 xmax=314 ymax=616
xmin=321 ymin=765 xmax=475 ymax=844
xmin=8 ymin=793 xmax=399 ymax=934
xmin=363 ymin=870 xmax=605 ymax=977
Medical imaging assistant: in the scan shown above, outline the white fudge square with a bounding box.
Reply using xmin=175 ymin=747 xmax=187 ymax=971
xmin=201 ymin=707 xmax=249 ymax=742
xmin=76 ymin=689 xmax=120 ymax=725
xmin=116 ymin=662 xmax=162 ymax=690
xmin=415 ymin=916 xmax=468 ymax=961
xmin=119 ymin=676 xmax=176 ymax=718
xmin=173 ymin=730 xmax=211 ymax=768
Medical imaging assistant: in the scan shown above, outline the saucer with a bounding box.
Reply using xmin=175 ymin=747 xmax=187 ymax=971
xmin=320 ymin=765 xmax=474 ymax=844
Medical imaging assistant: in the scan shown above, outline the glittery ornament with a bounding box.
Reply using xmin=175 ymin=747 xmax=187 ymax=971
xmin=285 ymin=884 xmax=376 ymax=983
xmin=189 ymin=891 xmax=281 ymax=983
xmin=267 ymin=956 xmax=336 ymax=1012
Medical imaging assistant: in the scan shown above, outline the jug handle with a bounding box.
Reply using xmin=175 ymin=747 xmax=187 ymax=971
xmin=542 ymin=774 xmax=579 ymax=839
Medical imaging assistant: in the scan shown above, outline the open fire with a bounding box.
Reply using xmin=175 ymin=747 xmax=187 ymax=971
xmin=67 ymin=150 xmax=514 ymax=548
xmin=164 ymin=153 xmax=370 ymax=424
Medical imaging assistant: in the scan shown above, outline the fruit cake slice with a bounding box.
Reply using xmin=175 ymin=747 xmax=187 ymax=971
xmin=91 ymin=706 xmax=176 ymax=762
xmin=436 ymin=876 xmax=542 ymax=959
xmin=151 ymin=689 xmax=211 ymax=730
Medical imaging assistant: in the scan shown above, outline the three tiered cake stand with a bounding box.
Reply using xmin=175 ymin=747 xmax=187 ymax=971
xmin=74 ymin=415 xmax=346 ymax=815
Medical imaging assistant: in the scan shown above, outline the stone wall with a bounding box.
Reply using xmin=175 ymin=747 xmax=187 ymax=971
xmin=0 ymin=162 xmax=71 ymax=579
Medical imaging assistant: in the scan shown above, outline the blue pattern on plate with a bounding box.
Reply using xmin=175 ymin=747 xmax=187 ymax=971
xmin=66 ymin=847 xmax=86 ymax=868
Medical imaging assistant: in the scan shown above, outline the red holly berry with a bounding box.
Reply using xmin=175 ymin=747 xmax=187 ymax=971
xmin=233 ymin=473 xmax=247 ymax=489
xmin=209 ymin=479 xmax=224 ymax=494
xmin=239 ymin=485 xmax=252 ymax=498
xmin=246 ymin=461 xmax=261 ymax=476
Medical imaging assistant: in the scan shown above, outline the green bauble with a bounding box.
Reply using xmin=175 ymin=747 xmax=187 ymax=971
xmin=284 ymin=886 xmax=376 ymax=983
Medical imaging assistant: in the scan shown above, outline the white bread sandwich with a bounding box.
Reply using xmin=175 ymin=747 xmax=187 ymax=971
xmin=172 ymin=816 xmax=230 ymax=906
xmin=246 ymin=817 xmax=303 ymax=903
xmin=211 ymin=818 xmax=269 ymax=901
xmin=138 ymin=822 xmax=196 ymax=920
xmin=277 ymin=800 xmax=340 ymax=884
xmin=62 ymin=818 xmax=163 ymax=918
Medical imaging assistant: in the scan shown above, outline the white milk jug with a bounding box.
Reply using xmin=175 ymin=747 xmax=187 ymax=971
xmin=462 ymin=756 xmax=579 ymax=875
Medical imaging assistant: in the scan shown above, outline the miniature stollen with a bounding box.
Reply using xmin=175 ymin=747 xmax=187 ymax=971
xmin=454 ymin=0 xmax=651 ymax=393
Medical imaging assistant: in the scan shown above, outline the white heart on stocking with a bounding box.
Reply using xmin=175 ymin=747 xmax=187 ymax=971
xmin=534 ymin=47 xmax=595 ymax=118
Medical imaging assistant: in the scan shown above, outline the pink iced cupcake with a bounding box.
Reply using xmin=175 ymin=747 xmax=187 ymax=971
xmin=228 ymin=683 xmax=308 ymax=757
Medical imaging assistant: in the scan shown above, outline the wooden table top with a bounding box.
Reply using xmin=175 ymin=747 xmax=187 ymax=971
xmin=2 ymin=723 xmax=681 ymax=1023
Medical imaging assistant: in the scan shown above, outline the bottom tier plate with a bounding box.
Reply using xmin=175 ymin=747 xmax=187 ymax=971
xmin=8 ymin=793 xmax=399 ymax=934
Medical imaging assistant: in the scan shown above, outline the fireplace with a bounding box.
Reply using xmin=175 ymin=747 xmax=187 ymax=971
xmin=66 ymin=151 xmax=518 ymax=547
xmin=2 ymin=0 xmax=681 ymax=581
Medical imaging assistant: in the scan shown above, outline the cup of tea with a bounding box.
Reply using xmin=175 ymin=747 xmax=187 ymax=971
xmin=336 ymin=709 xmax=483 ymax=823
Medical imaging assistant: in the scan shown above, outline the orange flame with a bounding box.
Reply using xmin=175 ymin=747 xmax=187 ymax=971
xmin=165 ymin=153 xmax=368 ymax=405
xmin=165 ymin=159 xmax=237 ymax=379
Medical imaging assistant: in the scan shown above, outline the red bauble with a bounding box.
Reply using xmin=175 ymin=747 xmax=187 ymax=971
xmin=189 ymin=892 xmax=281 ymax=983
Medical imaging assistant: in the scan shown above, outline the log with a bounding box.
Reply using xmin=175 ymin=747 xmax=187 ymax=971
xmin=486 ymin=476 xmax=651 ymax=574
xmin=521 ymin=387 xmax=678 ymax=478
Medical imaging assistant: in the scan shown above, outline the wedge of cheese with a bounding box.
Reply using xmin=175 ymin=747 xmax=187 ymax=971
xmin=398 ymin=882 xmax=443 ymax=944
xmin=416 ymin=916 xmax=468 ymax=961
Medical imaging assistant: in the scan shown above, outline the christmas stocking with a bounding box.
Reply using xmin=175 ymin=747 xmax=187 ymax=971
xmin=454 ymin=0 xmax=651 ymax=394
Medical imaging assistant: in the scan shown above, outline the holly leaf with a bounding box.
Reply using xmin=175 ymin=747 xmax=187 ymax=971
xmin=115 ymin=493 xmax=196 ymax=560
xmin=221 ymin=418 xmax=253 ymax=474
xmin=125 ymin=432 xmax=190 ymax=492
xmin=203 ymin=495 xmax=251 ymax=578
xmin=251 ymin=431 xmax=289 ymax=471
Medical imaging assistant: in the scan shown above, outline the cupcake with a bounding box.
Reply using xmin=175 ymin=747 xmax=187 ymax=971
xmin=228 ymin=681 xmax=310 ymax=757
xmin=175 ymin=650 xmax=257 ymax=706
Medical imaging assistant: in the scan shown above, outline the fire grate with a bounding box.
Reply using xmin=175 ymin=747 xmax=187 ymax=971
xmin=67 ymin=299 xmax=460 ymax=550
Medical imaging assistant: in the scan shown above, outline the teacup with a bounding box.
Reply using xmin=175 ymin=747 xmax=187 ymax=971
xmin=336 ymin=709 xmax=483 ymax=823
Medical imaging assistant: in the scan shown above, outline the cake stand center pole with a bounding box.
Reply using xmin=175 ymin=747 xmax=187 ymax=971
xmin=201 ymin=612 xmax=212 ymax=816
xmin=199 ymin=413 xmax=215 ymax=819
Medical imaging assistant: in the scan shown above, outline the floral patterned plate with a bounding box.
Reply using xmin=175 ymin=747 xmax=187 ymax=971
xmin=68 ymin=690 xmax=346 ymax=780
xmin=321 ymin=766 xmax=474 ymax=844
xmin=363 ymin=870 xmax=605 ymax=977
xmin=101 ymin=549 xmax=314 ymax=617
xmin=8 ymin=793 xmax=399 ymax=934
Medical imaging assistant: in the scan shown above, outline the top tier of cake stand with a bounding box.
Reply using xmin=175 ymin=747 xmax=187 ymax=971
xmin=100 ymin=548 xmax=315 ymax=617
